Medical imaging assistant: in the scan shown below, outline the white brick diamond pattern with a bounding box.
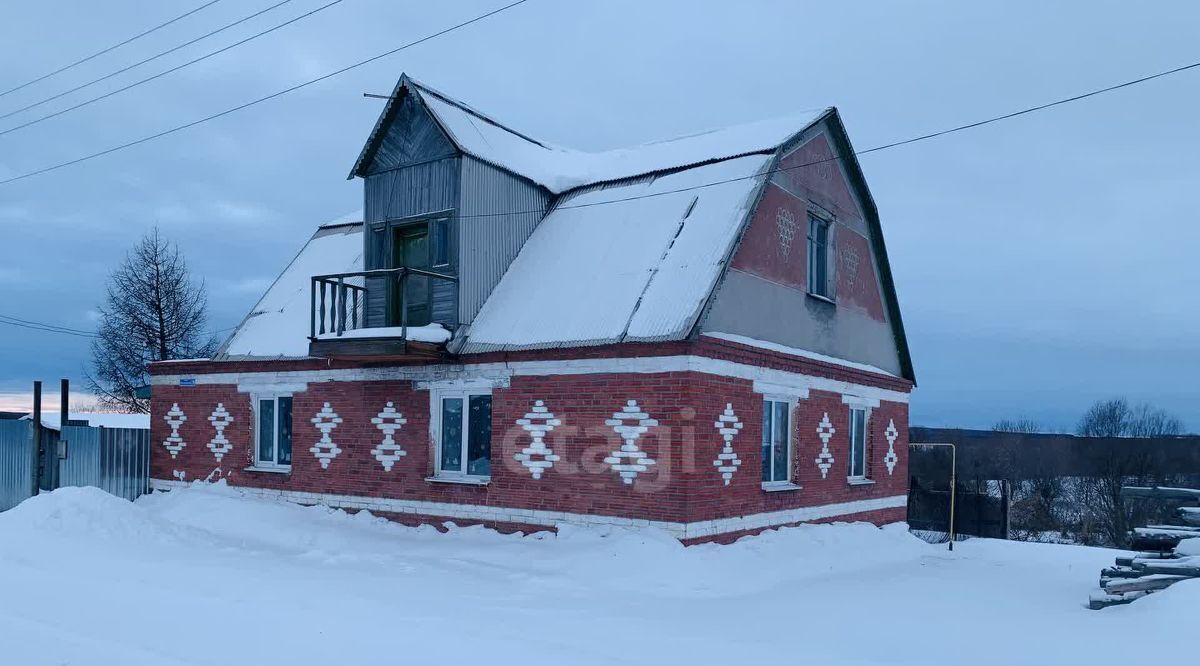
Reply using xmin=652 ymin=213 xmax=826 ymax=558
xmin=370 ymin=402 xmax=408 ymax=471
xmin=206 ymin=403 xmax=233 ymax=462
xmin=712 ymin=403 xmax=744 ymax=485
xmin=309 ymin=403 xmax=343 ymax=470
xmin=163 ymin=403 xmax=186 ymax=459
xmin=603 ymin=400 xmax=658 ymax=485
xmin=514 ymin=400 xmax=561 ymax=479
xmin=776 ymin=207 xmax=798 ymax=258
xmin=815 ymin=412 xmax=836 ymax=479
xmin=883 ymin=419 xmax=899 ymax=475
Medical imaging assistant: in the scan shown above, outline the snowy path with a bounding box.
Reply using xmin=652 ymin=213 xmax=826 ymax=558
xmin=0 ymin=485 xmax=1194 ymax=665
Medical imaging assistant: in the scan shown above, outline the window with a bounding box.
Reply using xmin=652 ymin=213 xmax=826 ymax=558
xmin=848 ymin=406 xmax=868 ymax=479
xmin=432 ymin=219 xmax=450 ymax=266
xmin=256 ymin=396 xmax=293 ymax=468
xmin=807 ymin=214 xmax=831 ymax=299
xmin=435 ymin=390 xmax=492 ymax=479
xmin=761 ymin=399 xmax=791 ymax=483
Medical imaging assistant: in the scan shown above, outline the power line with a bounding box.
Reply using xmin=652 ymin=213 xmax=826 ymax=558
xmin=0 ymin=6 xmax=1185 ymax=193
xmin=0 ymin=0 xmax=344 ymax=138
xmin=0 ymin=0 xmax=223 ymax=100
xmin=0 ymin=0 xmax=532 ymax=186
xmin=0 ymin=0 xmax=296 ymax=123
xmin=0 ymin=313 xmax=96 ymax=335
xmin=442 ymin=58 xmax=1200 ymax=218
xmin=0 ymin=315 xmax=97 ymax=338
xmin=0 ymin=313 xmax=240 ymax=340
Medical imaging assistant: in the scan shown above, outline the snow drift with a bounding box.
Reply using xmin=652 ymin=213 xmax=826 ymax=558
xmin=0 ymin=484 xmax=1194 ymax=666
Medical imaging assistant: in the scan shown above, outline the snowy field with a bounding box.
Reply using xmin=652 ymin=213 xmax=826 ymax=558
xmin=0 ymin=485 xmax=1194 ymax=665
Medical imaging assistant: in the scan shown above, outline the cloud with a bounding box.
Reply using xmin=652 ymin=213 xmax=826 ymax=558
xmin=213 ymin=277 xmax=274 ymax=295
xmin=0 ymin=268 xmax=26 ymax=285
xmin=152 ymin=204 xmax=195 ymax=224
xmin=212 ymin=200 xmax=279 ymax=224
xmin=0 ymin=391 xmax=104 ymax=413
xmin=0 ymin=204 xmax=30 ymax=220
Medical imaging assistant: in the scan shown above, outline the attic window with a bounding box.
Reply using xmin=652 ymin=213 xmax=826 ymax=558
xmin=432 ymin=219 xmax=450 ymax=266
xmin=807 ymin=214 xmax=832 ymax=300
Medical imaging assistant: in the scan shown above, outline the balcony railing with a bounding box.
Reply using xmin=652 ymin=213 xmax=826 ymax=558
xmin=309 ymin=267 xmax=457 ymax=343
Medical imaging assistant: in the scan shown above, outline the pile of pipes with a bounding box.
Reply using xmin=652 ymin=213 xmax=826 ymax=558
xmin=1089 ymin=486 xmax=1200 ymax=610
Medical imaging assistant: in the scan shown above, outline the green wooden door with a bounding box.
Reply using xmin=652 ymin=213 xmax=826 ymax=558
xmin=391 ymin=225 xmax=431 ymax=327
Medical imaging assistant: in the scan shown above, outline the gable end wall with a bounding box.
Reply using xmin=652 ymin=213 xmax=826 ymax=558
xmin=699 ymin=117 xmax=904 ymax=377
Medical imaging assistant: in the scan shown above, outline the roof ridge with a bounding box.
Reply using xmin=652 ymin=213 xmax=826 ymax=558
xmin=317 ymin=220 xmax=363 ymax=230
xmin=408 ymin=79 xmax=555 ymax=151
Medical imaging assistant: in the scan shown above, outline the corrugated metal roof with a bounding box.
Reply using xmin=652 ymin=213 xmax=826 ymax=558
xmin=218 ymin=221 xmax=364 ymax=359
xmin=460 ymin=155 xmax=772 ymax=352
xmin=353 ymin=74 xmax=828 ymax=195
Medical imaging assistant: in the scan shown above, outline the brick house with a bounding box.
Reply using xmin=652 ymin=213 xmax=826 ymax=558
xmin=149 ymin=75 xmax=915 ymax=543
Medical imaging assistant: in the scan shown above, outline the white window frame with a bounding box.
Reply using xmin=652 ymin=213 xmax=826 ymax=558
xmin=252 ymin=393 xmax=294 ymax=471
xmin=807 ymin=213 xmax=834 ymax=301
xmin=430 ymin=386 xmax=493 ymax=482
xmin=761 ymin=395 xmax=799 ymax=490
xmin=847 ymin=405 xmax=870 ymax=482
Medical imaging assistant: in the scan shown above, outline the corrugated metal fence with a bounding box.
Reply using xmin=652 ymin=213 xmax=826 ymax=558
xmin=0 ymin=420 xmax=33 ymax=511
xmin=0 ymin=422 xmax=150 ymax=510
xmin=60 ymin=426 xmax=150 ymax=502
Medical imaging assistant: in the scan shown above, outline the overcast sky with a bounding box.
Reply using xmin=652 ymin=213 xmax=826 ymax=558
xmin=1 ymin=0 xmax=1197 ymax=430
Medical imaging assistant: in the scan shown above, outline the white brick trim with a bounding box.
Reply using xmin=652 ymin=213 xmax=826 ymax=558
xmin=753 ymin=380 xmax=810 ymax=399
xmin=152 ymin=355 xmax=910 ymax=404
xmin=702 ymin=332 xmax=899 ymax=378
xmin=148 ymin=479 xmax=905 ymax=540
xmin=842 ymin=394 xmax=881 ymax=408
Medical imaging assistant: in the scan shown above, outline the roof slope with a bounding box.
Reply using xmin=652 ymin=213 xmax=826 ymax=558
xmin=219 ymin=222 xmax=363 ymax=359
xmin=352 ymin=75 xmax=827 ymax=194
xmin=461 ymin=155 xmax=771 ymax=351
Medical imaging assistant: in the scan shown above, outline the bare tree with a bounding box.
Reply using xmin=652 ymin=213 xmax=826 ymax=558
xmin=990 ymin=418 xmax=1068 ymax=541
xmin=87 ymin=229 xmax=217 ymax=413
xmin=1074 ymin=397 xmax=1184 ymax=546
xmin=992 ymin=417 xmax=1042 ymax=433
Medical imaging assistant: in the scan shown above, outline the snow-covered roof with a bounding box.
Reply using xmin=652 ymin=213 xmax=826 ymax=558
xmin=462 ymin=155 xmax=771 ymax=351
xmin=219 ymin=221 xmax=363 ymax=359
xmin=29 ymin=412 xmax=150 ymax=431
xmin=356 ymin=76 xmax=828 ymax=194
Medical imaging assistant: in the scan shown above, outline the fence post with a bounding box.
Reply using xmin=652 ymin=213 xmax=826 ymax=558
xmin=310 ymin=277 xmax=317 ymax=339
xmin=1000 ymin=479 xmax=1011 ymax=540
xmin=30 ymin=381 xmax=41 ymax=497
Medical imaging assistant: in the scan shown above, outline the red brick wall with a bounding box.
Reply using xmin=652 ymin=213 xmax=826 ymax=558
xmin=726 ymin=129 xmax=887 ymax=324
xmin=150 ymin=345 xmax=910 ymax=537
xmin=683 ymin=375 xmax=908 ymax=524
xmin=729 ymin=182 xmax=808 ymax=290
xmin=152 ymin=372 xmax=701 ymax=523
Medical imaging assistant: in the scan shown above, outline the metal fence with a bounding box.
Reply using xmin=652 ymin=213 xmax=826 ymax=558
xmin=60 ymin=425 xmax=151 ymax=502
xmin=0 ymin=420 xmax=33 ymax=511
xmin=0 ymin=421 xmax=150 ymax=510
xmin=908 ymin=442 xmax=1011 ymax=540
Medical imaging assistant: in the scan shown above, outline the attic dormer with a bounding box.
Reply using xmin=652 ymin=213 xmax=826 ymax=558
xmin=308 ymin=77 xmax=552 ymax=358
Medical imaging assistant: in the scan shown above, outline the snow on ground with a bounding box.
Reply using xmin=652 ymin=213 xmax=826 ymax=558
xmin=0 ymin=485 xmax=1194 ymax=665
